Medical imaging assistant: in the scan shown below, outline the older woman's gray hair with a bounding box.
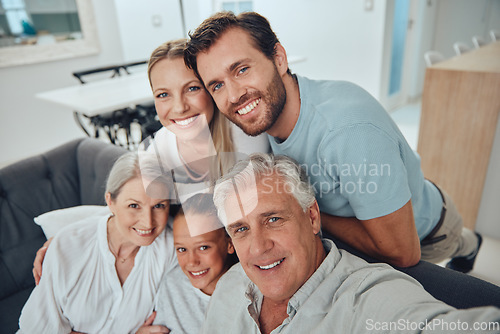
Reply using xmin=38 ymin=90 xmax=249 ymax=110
xmin=213 ymin=153 xmax=316 ymax=225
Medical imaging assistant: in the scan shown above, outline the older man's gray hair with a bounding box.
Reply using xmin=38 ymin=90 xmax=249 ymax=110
xmin=213 ymin=153 xmax=316 ymax=225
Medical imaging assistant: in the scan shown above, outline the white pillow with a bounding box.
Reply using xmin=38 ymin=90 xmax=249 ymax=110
xmin=34 ymin=205 xmax=111 ymax=239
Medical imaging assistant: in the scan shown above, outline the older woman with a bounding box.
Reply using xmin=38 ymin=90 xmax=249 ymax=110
xmin=18 ymin=152 xmax=176 ymax=333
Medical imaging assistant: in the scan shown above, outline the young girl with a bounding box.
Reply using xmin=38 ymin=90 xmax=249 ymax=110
xmin=139 ymin=193 xmax=237 ymax=334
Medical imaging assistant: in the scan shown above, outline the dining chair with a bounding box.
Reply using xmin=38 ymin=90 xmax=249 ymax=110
xmin=491 ymin=29 xmax=499 ymax=42
xmin=424 ymin=51 xmax=445 ymax=67
xmin=472 ymin=35 xmax=487 ymax=49
xmin=453 ymin=42 xmax=471 ymax=56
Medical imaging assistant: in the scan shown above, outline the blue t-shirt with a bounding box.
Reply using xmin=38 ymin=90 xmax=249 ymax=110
xmin=269 ymin=75 xmax=441 ymax=239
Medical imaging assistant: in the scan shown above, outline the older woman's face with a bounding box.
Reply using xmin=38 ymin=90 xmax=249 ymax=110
xmin=106 ymin=177 xmax=170 ymax=247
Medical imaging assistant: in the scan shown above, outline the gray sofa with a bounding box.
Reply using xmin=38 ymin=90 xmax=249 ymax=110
xmin=1 ymin=138 xmax=499 ymax=333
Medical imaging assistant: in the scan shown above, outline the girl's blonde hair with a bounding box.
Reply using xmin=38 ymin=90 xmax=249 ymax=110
xmin=148 ymin=39 xmax=235 ymax=184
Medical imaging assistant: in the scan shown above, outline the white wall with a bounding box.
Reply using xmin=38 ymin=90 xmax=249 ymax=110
xmin=182 ymin=0 xmax=213 ymax=34
xmin=477 ymin=118 xmax=500 ymax=240
xmin=0 ymin=0 xmax=123 ymax=167
xmin=25 ymin=0 xmax=78 ymax=14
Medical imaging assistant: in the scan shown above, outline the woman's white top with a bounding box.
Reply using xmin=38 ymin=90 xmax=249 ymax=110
xmin=18 ymin=214 xmax=176 ymax=334
xmin=140 ymin=125 xmax=270 ymax=202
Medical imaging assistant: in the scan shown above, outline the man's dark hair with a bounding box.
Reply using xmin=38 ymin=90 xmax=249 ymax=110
xmin=185 ymin=11 xmax=287 ymax=77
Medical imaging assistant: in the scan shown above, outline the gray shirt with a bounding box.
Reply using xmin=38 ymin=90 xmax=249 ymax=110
xmin=154 ymin=265 xmax=210 ymax=334
xmin=201 ymin=239 xmax=500 ymax=333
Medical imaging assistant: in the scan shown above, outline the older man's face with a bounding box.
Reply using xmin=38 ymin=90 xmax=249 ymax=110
xmin=224 ymin=174 xmax=322 ymax=304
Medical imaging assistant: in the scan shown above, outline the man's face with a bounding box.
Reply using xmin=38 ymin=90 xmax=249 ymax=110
xmin=223 ymin=174 xmax=322 ymax=303
xmin=196 ymin=28 xmax=286 ymax=137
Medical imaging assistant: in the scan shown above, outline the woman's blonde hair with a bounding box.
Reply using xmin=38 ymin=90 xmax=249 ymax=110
xmin=147 ymin=38 xmax=235 ymax=184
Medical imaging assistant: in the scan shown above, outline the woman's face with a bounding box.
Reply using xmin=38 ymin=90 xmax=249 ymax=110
xmin=150 ymin=57 xmax=215 ymax=141
xmin=173 ymin=213 xmax=234 ymax=296
xmin=106 ymin=177 xmax=170 ymax=247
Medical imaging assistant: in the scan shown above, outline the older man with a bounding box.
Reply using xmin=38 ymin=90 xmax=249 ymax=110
xmin=185 ymin=11 xmax=481 ymax=271
xmin=204 ymin=153 xmax=500 ymax=334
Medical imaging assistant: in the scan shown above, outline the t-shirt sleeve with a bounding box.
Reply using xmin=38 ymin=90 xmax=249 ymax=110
xmin=321 ymin=124 xmax=411 ymax=220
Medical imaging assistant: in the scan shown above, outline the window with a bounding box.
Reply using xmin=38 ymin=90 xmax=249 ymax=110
xmin=1 ymin=0 xmax=30 ymax=35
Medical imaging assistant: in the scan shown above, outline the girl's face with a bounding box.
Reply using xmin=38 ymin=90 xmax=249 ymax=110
xmin=150 ymin=57 xmax=215 ymax=142
xmin=106 ymin=177 xmax=170 ymax=247
xmin=173 ymin=213 xmax=234 ymax=296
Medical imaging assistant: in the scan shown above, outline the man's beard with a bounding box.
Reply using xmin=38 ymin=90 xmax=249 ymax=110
xmin=227 ymin=67 xmax=286 ymax=137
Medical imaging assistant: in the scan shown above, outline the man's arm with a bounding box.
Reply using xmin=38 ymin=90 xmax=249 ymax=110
xmin=321 ymin=200 xmax=421 ymax=267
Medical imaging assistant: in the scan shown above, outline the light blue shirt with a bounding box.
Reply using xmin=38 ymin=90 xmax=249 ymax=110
xmin=269 ymin=75 xmax=442 ymax=239
xmin=201 ymin=239 xmax=500 ymax=334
